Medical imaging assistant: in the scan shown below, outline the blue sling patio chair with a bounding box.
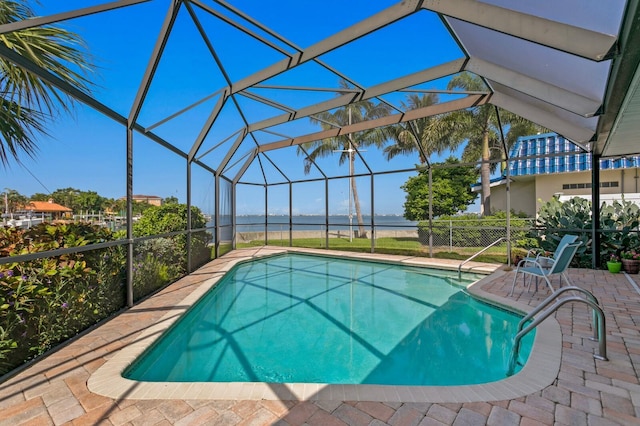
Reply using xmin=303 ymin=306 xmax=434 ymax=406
xmin=516 ymin=234 xmax=578 ymax=288
xmin=509 ymin=241 xmax=582 ymax=296
xmin=521 ymin=234 xmax=578 ymax=267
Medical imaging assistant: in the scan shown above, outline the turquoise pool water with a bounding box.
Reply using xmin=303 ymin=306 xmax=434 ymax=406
xmin=124 ymin=254 xmax=533 ymax=386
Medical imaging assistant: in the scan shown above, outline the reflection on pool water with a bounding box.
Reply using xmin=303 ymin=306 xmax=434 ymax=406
xmin=124 ymin=253 xmax=533 ymax=385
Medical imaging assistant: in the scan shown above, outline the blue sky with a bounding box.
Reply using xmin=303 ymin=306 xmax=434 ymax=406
xmin=1 ymin=0 xmax=483 ymax=216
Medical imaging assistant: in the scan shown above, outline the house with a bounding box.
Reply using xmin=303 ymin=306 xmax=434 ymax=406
xmin=473 ymin=133 xmax=640 ymax=217
xmin=119 ymin=195 xmax=163 ymax=206
xmin=21 ymin=200 xmax=73 ymax=220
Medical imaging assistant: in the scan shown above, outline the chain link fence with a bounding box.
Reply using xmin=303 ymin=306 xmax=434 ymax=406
xmin=235 ymin=218 xmax=539 ymax=259
xmin=417 ymin=218 xmax=537 ymax=251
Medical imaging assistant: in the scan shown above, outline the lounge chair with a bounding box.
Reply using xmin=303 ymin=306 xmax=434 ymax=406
xmin=510 ymin=241 xmax=581 ymax=296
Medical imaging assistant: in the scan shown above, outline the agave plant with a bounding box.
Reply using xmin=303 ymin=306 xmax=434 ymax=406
xmin=535 ymin=196 xmax=640 ymax=267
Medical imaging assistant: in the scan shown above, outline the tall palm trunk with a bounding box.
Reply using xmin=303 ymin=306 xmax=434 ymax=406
xmin=303 ymin=87 xmax=390 ymax=236
xmin=480 ymin=129 xmax=491 ymax=215
xmin=347 ymin=107 xmax=366 ymax=238
xmin=350 ymin=154 xmax=366 ymax=237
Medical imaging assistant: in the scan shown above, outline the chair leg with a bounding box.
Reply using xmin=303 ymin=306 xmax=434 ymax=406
xmin=509 ymin=268 xmax=520 ymax=296
xmin=543 ymin=274 xmax=555 ymax=293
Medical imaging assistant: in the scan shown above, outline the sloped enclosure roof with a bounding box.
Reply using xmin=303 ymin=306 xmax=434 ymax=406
xmin=1 ymin=0 xmax=639 ymax=186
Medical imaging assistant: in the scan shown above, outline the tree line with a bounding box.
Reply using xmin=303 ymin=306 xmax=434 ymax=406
xmin=1 ymin=187 xmax=179 ymax=216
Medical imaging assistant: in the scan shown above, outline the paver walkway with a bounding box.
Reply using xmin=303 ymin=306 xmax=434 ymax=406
xmin=1 ymin=247 xmax=639 ymax=425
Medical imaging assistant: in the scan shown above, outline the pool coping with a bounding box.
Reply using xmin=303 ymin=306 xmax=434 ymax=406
xmin=87 ymin=247 xmax=562 ymax=403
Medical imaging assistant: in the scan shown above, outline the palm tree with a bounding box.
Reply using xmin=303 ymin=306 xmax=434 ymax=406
xmin=446 ymin=72 xmax=545 ymax=215
xmin=299 ymin=81 xmax=391 ymax=238
xmin=0 ymin=0 xmax=93 ymax=166
xmin=1 ymin=187 xmax=27 ymax=218
xmin=383 ymin=93 xmax=463 ymax=164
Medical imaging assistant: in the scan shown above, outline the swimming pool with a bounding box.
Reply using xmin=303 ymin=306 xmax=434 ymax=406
xmin=124 ymin=253 xmax=534 ymax=386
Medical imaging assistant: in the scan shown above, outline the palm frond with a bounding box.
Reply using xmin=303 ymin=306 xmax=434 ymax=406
xmin=0 ymin=97 xmax=48 ymax=165
xmin=0 ymin=0 xmax=94 ymax=166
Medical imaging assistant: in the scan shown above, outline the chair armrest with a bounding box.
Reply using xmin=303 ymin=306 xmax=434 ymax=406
xmin=522 ymin=259 xmax=548 ymax=274
xmin=518 ymin=255 xmax=541 ymax=267
xmin=537 ymin=256 xmax=555 ymax=266
xmin=525 ymin=249 xmax=539 ymax=257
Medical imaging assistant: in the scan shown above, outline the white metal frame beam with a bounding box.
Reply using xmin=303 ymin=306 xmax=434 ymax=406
xmin=0 ymin=0 xmax=151 ymax=34
xmin=246 ymin=59 xmax=466 ymax=134
xmin=257 ymin=94 xmax=490 ymax=153
xmin=466 ymin=57 xmax=602 ymax=117
xmin=424 ymin=0 xmax=617 ymax=61
xmin=128 ymin=0 xmax=181 ymax=128
xmin=230 ymin=0 xmax=423 ymax=94
xmin=188 ymin=89 xmax=229 ymax=161
xmin=490 ymin=91 xmax=596 ymax=143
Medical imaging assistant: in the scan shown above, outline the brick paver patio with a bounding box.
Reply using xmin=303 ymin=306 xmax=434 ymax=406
xmin=1 ymin=247 xmax=639 ymax=425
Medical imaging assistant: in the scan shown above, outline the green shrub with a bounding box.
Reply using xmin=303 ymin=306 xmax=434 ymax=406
xmin=0 ymin=223 xmax=125 ymax=375
xmin=0 ymin=207 xmax=214 ymax=375
xmin=190 ymin=230 xmax=213 ymax=269
xmin=126 ymin=204 xmax=212 ymax=300
xmin=132 ymin=238 xmax=183 ymax=301
xmin=132 ymin=251 xmax=172 ymax=301
xmin=132 ymin=203 xmax=212 ymax=275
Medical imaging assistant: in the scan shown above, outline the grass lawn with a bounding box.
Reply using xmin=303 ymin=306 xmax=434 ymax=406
xmin=237 ymin=237 xmax=508 ymax=264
